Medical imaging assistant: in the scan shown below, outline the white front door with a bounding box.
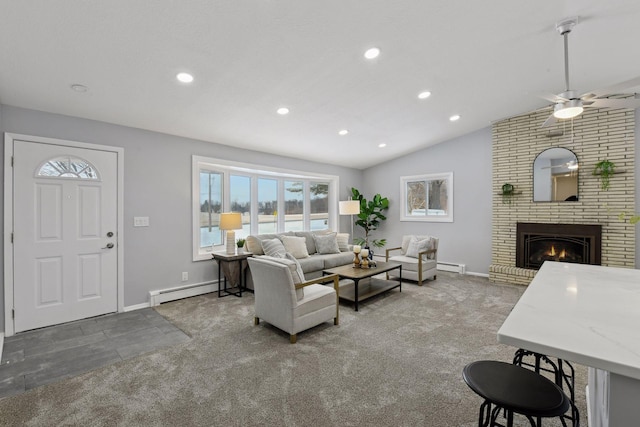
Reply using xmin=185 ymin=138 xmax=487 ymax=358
xmin=12 ymin=140 xmax=118 ymax=332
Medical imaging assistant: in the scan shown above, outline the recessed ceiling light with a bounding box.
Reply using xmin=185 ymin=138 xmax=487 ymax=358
xmin=449 ymin=114 xmax=461 ymax=122
xmin=277 ymin=107 xmax=290 ymax=115
xmin=378 ymin=143 xmax=387 ymax=148
xmin=418 ymin=91 xmax=431 ymax=99
xmin=338 ymin=129 xmax=349 ymax=136
xmin=70 ymin=84 xmax=88 ymax=92
xmin=364 ymin=47 xmax=380 ymax=59
xmin=176 ymin=72 xmax=194 ymax=83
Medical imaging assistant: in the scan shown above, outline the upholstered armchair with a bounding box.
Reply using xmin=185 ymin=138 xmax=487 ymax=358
xmin=247 ymin=256 xmax=340 ymax=343
xmin=385 ymin=235 xmax=438 ymax=286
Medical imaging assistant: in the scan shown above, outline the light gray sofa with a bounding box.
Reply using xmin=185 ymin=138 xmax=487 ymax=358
xmin=245 ymin=231 xmax=353 ymax=289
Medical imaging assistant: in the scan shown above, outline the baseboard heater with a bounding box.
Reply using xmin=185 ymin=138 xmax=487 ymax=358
xmin=149 ymin=281 xmax=218 ymax=306
xmin=437 ymin=262 xmax=466 ymax=274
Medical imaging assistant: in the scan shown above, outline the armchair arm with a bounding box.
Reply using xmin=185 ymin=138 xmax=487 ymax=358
xmin=418 ymin=248 xmax=437 ymax=260
xmin=385 ymin=246 xmax=402 ymax=261
xmin=295 ymin=274 xmax=340 ymax=325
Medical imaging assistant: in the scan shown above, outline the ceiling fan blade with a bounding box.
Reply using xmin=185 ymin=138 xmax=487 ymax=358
xmin=538 ymin=92 xmax=568 ymax=103
xmin=541 ymin=113 xmax=558 ymax=128
xmin=581 ymin=75 xmax=640 ymax=99
xmin=585 ymin=96 xmax=640 ymax=109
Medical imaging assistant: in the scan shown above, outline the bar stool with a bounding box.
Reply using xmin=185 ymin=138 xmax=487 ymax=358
xmin=463 ymin=360 xmax=576 ymax=427
xmin=513 ymin=349 xmax=579 ymax=426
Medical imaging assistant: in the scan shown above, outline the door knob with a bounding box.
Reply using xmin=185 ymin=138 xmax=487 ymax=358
xmin=102 ymin=242 xmax=115 ymax=249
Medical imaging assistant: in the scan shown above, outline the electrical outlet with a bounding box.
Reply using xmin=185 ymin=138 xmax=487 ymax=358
xmin=181 ymin=272 xmax=188 ymax=281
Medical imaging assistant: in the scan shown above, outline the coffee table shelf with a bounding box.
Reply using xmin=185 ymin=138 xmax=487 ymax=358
xmin=323 ymin=261 xmax=402 ymax=311
xmin=337 ymin=278 xmax=400 ymax=303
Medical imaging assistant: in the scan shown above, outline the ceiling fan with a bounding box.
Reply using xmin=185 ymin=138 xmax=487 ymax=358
xmin=540 ymin=17 xmax=640 ymax=128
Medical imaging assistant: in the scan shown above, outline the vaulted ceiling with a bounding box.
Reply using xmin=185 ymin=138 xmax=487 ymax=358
xmin=1 ymin=1 xmax=639 ymax=169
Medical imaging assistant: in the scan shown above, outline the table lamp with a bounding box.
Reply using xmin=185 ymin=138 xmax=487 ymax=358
xmin=219 ymin=212 xmax=242 ymax=254
xmin=339 ymin=200 xmax=360 ymax=241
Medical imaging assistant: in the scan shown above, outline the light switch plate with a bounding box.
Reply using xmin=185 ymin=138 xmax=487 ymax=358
xmin=134 ymin=216 xmax=150 ymax=227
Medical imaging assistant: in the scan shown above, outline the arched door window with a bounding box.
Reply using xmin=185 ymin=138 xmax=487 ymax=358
xmin=36 ymin=156 xmax=100 ymax=180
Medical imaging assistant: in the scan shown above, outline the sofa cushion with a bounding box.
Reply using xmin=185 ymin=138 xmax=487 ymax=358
xmin=313 ymin=232 xmax=340 ymax=254
xmin=261 ymin=238 xmax=286 ymax=258
xmin=294 ymin=284 xmax=335 ymax=317
xmin=388 ymin=255 xmax=437 ymax=272
xmin=281 ymin=236 xmax=310 ymax=259
xmin=297 ymin=255 xmax=325 ymax=274
xmin=321 ymin=252 xmax=354 ymax=269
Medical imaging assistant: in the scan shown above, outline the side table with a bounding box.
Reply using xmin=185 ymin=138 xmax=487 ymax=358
xmin=212 ymin=251 xmax=253 ymax=297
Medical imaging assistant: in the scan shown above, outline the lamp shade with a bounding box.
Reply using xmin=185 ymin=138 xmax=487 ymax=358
xmin=339 ymin=200 xmax=360 ymax=215
xmin=219 ymin=212 xmax=242 ymax=230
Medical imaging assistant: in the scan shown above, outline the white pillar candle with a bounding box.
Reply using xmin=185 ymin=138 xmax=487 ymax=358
xmin=353 ymin=245 xmax=361 ymax=253
xmin=360 ymin=248 xmax=369 ymax=258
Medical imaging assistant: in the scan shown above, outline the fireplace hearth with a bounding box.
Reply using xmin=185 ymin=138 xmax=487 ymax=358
xmin=516 ymin=223 xmax=602 ymax=270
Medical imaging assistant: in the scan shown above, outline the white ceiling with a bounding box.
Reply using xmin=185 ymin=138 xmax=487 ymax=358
xmin=1 ymin=1 xmax=640 ymax=169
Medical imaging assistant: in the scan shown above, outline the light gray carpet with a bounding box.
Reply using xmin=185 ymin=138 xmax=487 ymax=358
xmin=0 ymin=273 xmax=587 ymax=426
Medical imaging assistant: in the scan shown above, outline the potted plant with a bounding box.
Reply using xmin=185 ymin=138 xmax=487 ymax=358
xmin=350 ymin=187 xmax=389 ymax=257
xmin=236 ymin=238 xmax=246 ymax=253
xmin=593 ymin=159 xmax=615 ymax=190
xmin=501 ymin=183 xmax=515 ymax=205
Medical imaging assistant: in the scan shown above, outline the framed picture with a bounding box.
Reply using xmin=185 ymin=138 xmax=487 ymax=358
xmin=400 ymin=172 xmax=453 ymax=222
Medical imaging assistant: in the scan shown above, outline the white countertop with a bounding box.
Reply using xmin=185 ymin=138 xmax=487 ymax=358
xmin=498 ymin=261 xmax=640 ymax=380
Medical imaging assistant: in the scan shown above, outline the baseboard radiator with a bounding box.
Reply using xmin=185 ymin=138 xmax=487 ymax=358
xmin=437 ymin=262 xmax=466 ymax=274
xmin=149 ymin=281 xmax=218 ymax=306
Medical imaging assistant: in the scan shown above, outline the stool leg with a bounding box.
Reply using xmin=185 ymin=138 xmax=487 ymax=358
xmin=479 ymin=400 xmax=491 ymax=427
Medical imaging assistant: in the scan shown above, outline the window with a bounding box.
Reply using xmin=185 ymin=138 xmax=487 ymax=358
xmin=258 ymin=178 xmax=278 ymax=234
xmin=193 ymin=156 xmax=339 ymax=260
xmin=400 ymin=172 xmax=453 ymax=222
xmin=36 ymin=156 xmax=99 ymax=180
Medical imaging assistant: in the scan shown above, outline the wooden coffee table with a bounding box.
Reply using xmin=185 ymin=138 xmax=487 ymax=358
xmin=323 ymin=261 xmax=402 ymax=311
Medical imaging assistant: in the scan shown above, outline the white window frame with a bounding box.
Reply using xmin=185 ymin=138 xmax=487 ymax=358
xmin=400 ymin=172 xmax=454 ymax=222
xmin=192 ymin=156 xmax=339 ymax=261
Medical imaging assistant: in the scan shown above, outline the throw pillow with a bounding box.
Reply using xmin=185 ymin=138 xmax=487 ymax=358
xmin=281 ymin=236 xmax=310 ymax=259
xmin=405 ymin=236 xmax=431 ymax=258
xmin=245 ymin=235 xmax=264 ymax=255
xmin=336 ymin=233 xmax=350 ymax=252
xmin=261 ymin=238 xmax=286 ymax=258
xmin=313 ymin=232 xmax=340 ymax=254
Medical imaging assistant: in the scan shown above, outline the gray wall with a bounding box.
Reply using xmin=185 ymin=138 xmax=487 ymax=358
xmin=361 ymin=128 xmax=493 ymax=275
xmin=0 ymin=105 xmax=362 ymax=331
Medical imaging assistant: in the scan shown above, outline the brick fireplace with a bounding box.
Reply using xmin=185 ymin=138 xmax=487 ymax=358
xmin=490 ymin=107 xmax=635 ymax=285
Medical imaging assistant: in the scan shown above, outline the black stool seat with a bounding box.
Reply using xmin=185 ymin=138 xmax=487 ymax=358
xmin=463 ymin=360 xmax=571 ymax=424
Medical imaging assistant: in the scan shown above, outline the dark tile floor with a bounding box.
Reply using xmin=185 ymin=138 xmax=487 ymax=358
xmin=0 ymin=308 xmax=190 ymax=399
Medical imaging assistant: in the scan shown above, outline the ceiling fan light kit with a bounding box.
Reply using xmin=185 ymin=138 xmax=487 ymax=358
xmin=553 ymin=98 xmax=583 ymax=119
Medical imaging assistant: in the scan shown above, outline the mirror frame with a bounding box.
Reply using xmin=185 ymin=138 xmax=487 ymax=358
xmin=533 ymin=147 xmax=579 ymax=202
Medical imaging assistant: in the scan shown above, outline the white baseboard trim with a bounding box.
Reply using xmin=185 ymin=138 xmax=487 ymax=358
xmin=124 ymin=302 xmax=151 ymax=312
xmin=149 ymin=280 xmax=218 ymax=306
xmin=0 ymin=332 xmax=4 ymax=360
xmin=465 ymin=271 xmax=490 ymax=278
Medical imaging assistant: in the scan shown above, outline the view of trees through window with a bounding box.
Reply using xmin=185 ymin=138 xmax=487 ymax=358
xmin=406 ymin=179 xmax=448 ymax=215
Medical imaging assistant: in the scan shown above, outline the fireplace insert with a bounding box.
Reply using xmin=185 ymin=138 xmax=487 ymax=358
xmin=516 ymin=223 xmax=602 ymax=270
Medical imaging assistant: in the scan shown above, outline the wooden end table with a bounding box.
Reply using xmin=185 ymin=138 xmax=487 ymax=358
xmin=212 ymin=251 xmax=252 ymax=297
xmin=323 ymin=261 xmax=402 ymax=311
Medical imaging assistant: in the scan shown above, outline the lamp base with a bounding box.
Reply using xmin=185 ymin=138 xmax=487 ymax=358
xmin=226 ymin=230 xmax=236 ymax=255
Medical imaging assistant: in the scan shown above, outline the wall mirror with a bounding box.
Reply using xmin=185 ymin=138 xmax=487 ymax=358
xmin=533 ymin=147 xmax=578 ymax=202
